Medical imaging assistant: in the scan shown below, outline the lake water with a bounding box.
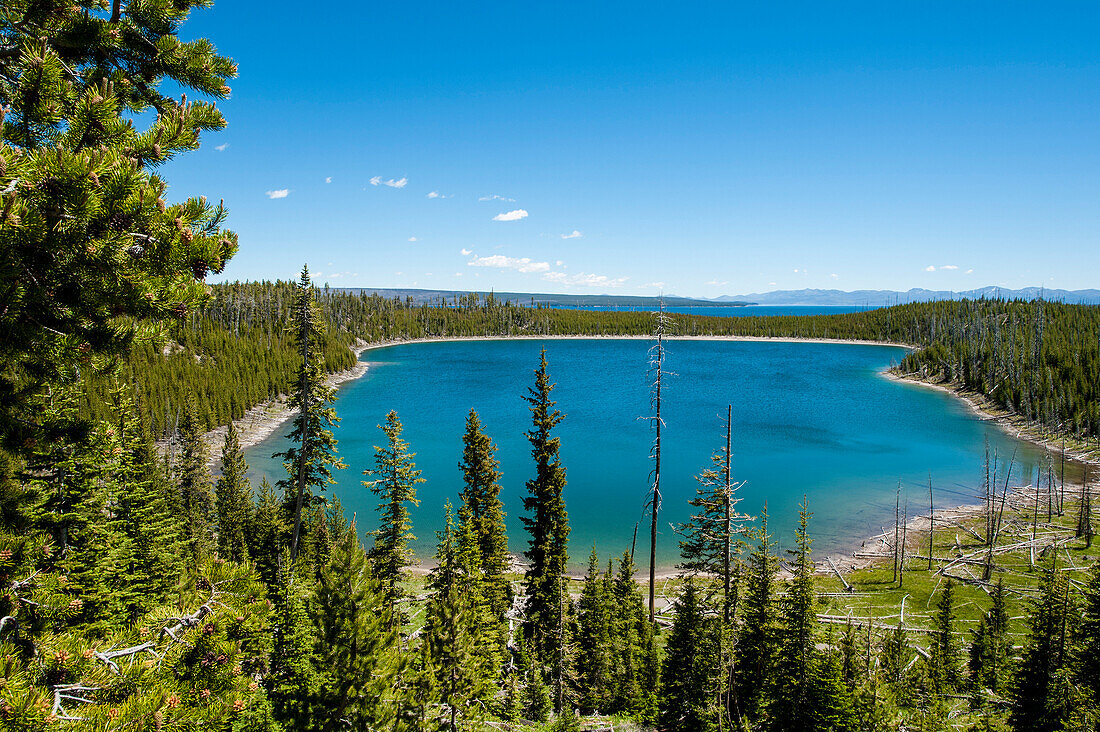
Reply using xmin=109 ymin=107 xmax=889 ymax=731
xmin=243 ymin=339 xmax=1049 ymax=569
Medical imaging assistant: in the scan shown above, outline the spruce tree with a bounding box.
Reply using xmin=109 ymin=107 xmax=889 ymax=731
xmin=458 ymin=409 xmax=511 ymax=621
xmin=1076 ymin=562 xmax=1100 ymax=722
xmin=677 ymin=406 xmax=749 ymax=623
xmin=312 ymin=508 xmax=406 ymax=730
xmin=215 ymin=422 xmax=252 ymax=561
xmin=1010 ymin=559 xmax=1076 ymax=732
xmin=177 ymin=397 xmax=213 ymax=558
xmin=576 ymin=548 xmax=614 ymax=713
xmin=659 ymin=578 xmax=720 ymax=732
xmin=969 ymin=579 xmax=1010 ymax=700
xmin=364 ymin=410 xmax=423 ymax=624
xmin=423 ymin=503 xmax=494 ymax=731
xmin=275 ymin=265 xmax=345 ymax=563
xmin=928 ymin=579 xmax=961 ymax=697
xmin=520 ymin=349 xmax=570 ymax=672
xmin=609 ymin=551 xmax=659 ymax=722
xmin=736 ymin=503 xmax=779 ymax=722
xmin=770 ymin=498 xmax=853 ymax=732
xmin=249 ymin=477 xmax=288 ymax=591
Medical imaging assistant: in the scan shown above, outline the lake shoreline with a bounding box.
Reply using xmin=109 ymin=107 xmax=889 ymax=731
xmin=199 ymin=334 xmax=1088 ymax=577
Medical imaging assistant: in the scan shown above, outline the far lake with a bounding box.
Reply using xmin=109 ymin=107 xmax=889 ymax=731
xmin=244 ymin=339 xmax=1050 ymax=569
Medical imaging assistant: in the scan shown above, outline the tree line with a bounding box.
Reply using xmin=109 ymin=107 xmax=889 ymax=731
xmin=78 ymin=282 xmax=1100 ymax=443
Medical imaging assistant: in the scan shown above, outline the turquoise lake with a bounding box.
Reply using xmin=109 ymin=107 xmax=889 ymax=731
xmin=243 ymin=339 xmax=1049 ymax=569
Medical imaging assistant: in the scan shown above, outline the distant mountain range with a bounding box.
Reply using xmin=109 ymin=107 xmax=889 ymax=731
xmin=335 ymin=288 xmax=749 ymax=308
xmin=332 ymin=285 xmax=1100 ymax=308
xmin=714 ymin=286 xmax=1100 ymax=307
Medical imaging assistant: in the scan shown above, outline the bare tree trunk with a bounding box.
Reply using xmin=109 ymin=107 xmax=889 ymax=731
xmin=892 ymin=484 xmax=900 ymax=583
xmin=723 ymin=404 xmax=732 ymax=625
xmin=927 ymin=473 xmax=934 ymax=571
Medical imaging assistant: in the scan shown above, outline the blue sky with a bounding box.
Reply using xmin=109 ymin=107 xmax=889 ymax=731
xmin=165 ymin=2 xmax=1100 ymax=297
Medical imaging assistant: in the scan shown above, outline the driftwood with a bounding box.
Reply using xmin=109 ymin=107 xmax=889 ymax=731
xmin=826 ymin=556 xmax=853 ymax=592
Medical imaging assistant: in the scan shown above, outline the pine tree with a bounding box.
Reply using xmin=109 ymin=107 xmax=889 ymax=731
xmin=736 ymin=503 xmax=779 ymax=722
xmin=458 ymin=409 xmax=511 ymax=622
xmin=215 ymin=422 xmax=252 ymax=561
xmin=516 ymin=633 xmax=551 ymax=723
xmin=364 ymin=410 xmax=423 ymax=625
xmin=520 ymin=349 xmax=570 ymax=672
xmin=0 ymin=0 xmax=239 ymax=451
xmin=177 ymin=397 xmax=213 ymax=559
xmin=275 ymin=265 xmax=345 ymax=563
xmin=1010 ymin=559 xmax=1076 ymax=732
xmin=423 ymin=503 xmax=494 ymax=731
xmin=928 ymin=580 xmax=961 ymax=697
xmin=659 ymin=578 xmax=721 ymax=732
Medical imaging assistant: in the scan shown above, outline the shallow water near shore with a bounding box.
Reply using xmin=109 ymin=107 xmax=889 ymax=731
xmin=244 ymin=339 xmax=1051 ymax=569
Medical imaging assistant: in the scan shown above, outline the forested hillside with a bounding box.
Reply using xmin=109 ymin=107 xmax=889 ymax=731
xmin=93 ymin=282 xmax=1100 ymax=442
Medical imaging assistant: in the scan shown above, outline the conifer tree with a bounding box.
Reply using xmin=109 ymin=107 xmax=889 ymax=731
xmin=576 ymin=548 xmax=614 ymax=713
xmin=249 ymin=477 xmax=288 ymax=591
xmin=177 ymin=397 xmax=213 ymax=558
xmin=458 ymin=409 xmax=511 ymax=621
xmin=1076 ymin=562 xmax=1100 ymax=721
xmin=312 ymin=507 xmax=406 ymax=730
xmin=364 ymin=410 xmax=423 ymax=624
xmin=516 ymin=633 xmax=552 ymax=723
xmin=275 ymin=265 xmax=345 ymax=562
xmin=677 ymin=405 xmax=749 ymax=623
xmin=969 ymin=579 xmax=1010 ymax=699
xmin=0 ymin=0 xmax=239 ymax=451
xmin=215 ymin=422 xmax=252 ymax=561
xmin=736 ymin=503 xmax=779 ymax=722
xmin=424 ymin=503 xmax=494 ymax=731
xmin=659 ymin=578 xmax=721 ymax=732
xmin=928 ymin=580 xmax=961 ymax=697
xmin=609 ymin=551 xmax=659 ymax=721
xmin=770 ymin=498 xmax=853 ymax=732
xmin=112 ymin=390 xmax=183 ymax=619
xmin=1010 ymin=559 xmax=1076 ymax=732
xmin=520 ymin=349 xmax=570 ymax=669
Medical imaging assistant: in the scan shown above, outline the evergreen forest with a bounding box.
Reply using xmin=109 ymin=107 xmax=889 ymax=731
xmin=1 ymin=1 xmax=1099 ymax=730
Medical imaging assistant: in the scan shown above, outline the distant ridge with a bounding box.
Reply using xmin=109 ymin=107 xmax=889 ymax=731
xmin=714 ymin=286 xmax=1100 ymax=307
xmin=332 ymin=287 xmax=750 ymax=308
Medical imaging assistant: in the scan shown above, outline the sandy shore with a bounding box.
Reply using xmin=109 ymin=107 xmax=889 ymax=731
xmin=885 ymin=371 xmax=1100 ymax=469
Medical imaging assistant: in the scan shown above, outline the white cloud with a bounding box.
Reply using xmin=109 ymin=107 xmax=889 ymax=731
xmin=965 ymin=268 xmax=974 ymax=274
xmin=644 ymin=281 xmax=666 ymax=289
xmin=454 ymin=272 xmax=463 ymax=277
xmin=214 ymin=143 xmax=229 ymax=152
xmin=325 ymin=176 xmax=332 ymax=184
xmin=266 ymin=189 xmax=289 ymax=199
xmin=543 ymin=271 xmax=628 ymax=288
xmin=460 ymin=248 xmax=473 ymax=256
xmin=705 ymin=280 xmax=728 ymax=286
xmin=561 ymin=230 xmax=583 ymax=239
xmin=555 ymin=260 xmax=565 ymax=266
xmin=493 ymin=209 xmax=528 ymax=222
xmin=925 ymin=265 xmax=936 ymax=272
xmin=941 ymin=264 xmax=959 ymax=270
xmin=479 ymin=194 xmax=515 ymax=202
xmin=370 ymin=176 xmax=408 ymax=188
xmin=830 ymin=273 xmax=839 ymax=279
xmin=468 ymin=254 xmax=549 ymax=273
xmin=408 ymin=237 xmax=418 ymax=242
xmin=768 ymin=282 xmax=777 ymax=286
xmin=427 ymin=191 xmax=440 ymax=198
